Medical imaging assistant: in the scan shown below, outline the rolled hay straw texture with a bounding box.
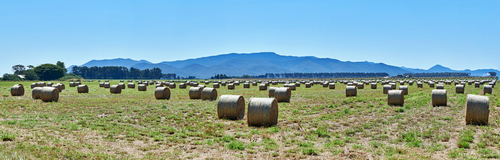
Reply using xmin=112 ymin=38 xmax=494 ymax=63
xmin=323 ymin=83 xmax=328 ymax=88
xmin=58 ymin=83 xmax=65 ymax=90
xmin=201 ymin=88 xmax=218 ymax=101
xmin=383 ymin=85 xmax=391 ymax=94
xmin=191 ymin=83 xmax=199 ymax=87
xmin=189 ymin=87 xmax=203 ymax=99
xmin=399 ymin=81 xmax=405 ymax=85
xmin=75 ymin=82 xmax=81 ymax=85
xmin=110 ymin=85 xmax=121 ymax=94
xmin=51 ymin=84 xmax=63 ymax=92
xmin=465 ymin=94 xmax=489 ymax=125
xmin=104 ymin=83 xmax=110 ymax=88
xmin=138 ymin=84 xmax=147 ymax=91
xmin=77 ymin=85 xmax=89 ymax=93
xmin=247 ymin=98 xmax=278 ymax=127
xmin=37 ymin=82 xmax=46 ymax=87
xmin=436 ymin=84 xmax=444 ymax=89
xmin=221 ymin=82 xmax=227 ymax=86
xmin=234 ymin=81 xmax=240 ymax=86
xmin=272 ymin=81 xmax=277 ymax=85
xmin=198 ymin=85 xmax=206 ymax=89
xmin=32 ymin=87 xmax=43 ymax=99
xmin=179 ymin=83 xmax=186 ymax=89
xmin=128 ymin=83 xmax=135 ymax=89
xmin=69 ymin=82 xmax=76 ymax=87
xmin=409 ymin=81 xmax=414 ymax=86
xmin=489 ymin=82 xmax=495 ymax=88
xmin=389 ymin=83 xmax=396 ymax=90
xmin=213 ymin=83 xmax=220 ymax=88
xmin=41 ymin=87 xmax=59 ymax=102
xmin=217 ymin=95 xmax=245 ymax=120
xmin=228 ymin=83 xmax=235 ymax=90
xmin=274 ymin=87 xmax=291 ymax=102
xmin=284 ymin=84 xmax=296 ymax=91
xmin=329 ymin=83 xmax=336 ymax=89
xmin=483 ymin=85 xmax=492 ymax=95
xmin=388 ymin=90 xmax=404 ymax=106
xmin=259 ymin=84 xmax=267 ymax=91
xmin=305 ymin=83 xmax=311 ymax=88
xmin=371 ymin=83 xmax=377 ymax=89
xmin=31 ymin=83 xmax=36 ymax=89
xmin=118 ymin=83 xmax=125 ymax=89
xmin=475 ymin=82 xmax=480 ymax=88
xmin=169 ymin=83 xmax=176 ymax=89
xmin=154 ymin=87 xmax=171 ymax=100
xmin=268 ymin=87 xmax=278 ymax=97
xmin=347 ymin=83 xmax=353 ymax=86
xmin=346 ymin=86 xmax=357 ymax=97
xmin=99 ymin=82 xmax=104 ymax=87
xmin=432 ymin=89 xmax=447 ymax=106
xmin=47 ymin=82 xmax=53 ymax=87
xmin=429 ymin=82 xmax=435 ymax=88
xmin=456 ymin=85 xmax=465 ymax=94
xmin=156 ymin=84 xmax=163 ymax=88
xmin=253 ymin=82 xmax=258 ymax=86
xmin=244 ymin=83 xmax=250 ymax=88
xmin=295 ymin=82 xmax=300 ymax=87
xmin=417 ymin=82 xmax=423 ymax=88
xmin=399 ymin=86 xmax=408 ymax=95
xmin=357 ymin=83 xmax=364 ymax=89
xmin=11 ymin=84 xmax=25 ymax=96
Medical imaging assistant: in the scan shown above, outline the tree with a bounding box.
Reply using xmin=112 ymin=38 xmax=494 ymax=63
xmin=12 ymin=64 xmax=25 ymax=74
xmin=27 ymin=65 xmax=35 ymax=69
xmin=34 ymin=64 xmax=65 ymax=80
xmin=56 ymin=61 xmax=68 ymax=74
xmin=24 ymin=69 xmax=39 ymax=80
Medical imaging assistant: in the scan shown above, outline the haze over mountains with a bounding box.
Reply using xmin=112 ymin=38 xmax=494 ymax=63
xmin=67 ymin=52 xmax=498 ymax=78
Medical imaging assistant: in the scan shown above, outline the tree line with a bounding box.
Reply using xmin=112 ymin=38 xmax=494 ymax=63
xmin=3 ymin=61 xmax=69 ymax=81
xmin=210 ymin=72 xmax=390 ymax=79
xmin=71 ymin=66 xmax=163 ymax=79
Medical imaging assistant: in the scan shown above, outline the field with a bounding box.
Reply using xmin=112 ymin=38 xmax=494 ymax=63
xmin=0 ymin=80 xmax=499 ymax=159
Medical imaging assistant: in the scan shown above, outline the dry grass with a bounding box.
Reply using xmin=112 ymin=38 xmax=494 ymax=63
xmin=0 ymin=80 xmax=498 ymax=159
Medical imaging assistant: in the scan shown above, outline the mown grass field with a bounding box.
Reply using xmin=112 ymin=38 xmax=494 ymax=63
xmin=0 ymin=80 xmax=499 ymax=159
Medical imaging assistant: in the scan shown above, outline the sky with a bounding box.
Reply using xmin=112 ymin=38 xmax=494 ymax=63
xmin=1 ymin=0 xmax=499 ymax=75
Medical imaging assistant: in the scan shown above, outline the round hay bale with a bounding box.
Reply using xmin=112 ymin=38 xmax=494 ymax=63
xmin=346 ymin=86 xmax=357 ymax=97
xmin=32 ymin=87 xmax=43 ymax=99
xmin=213 ymin=83 xmax=220 ymax=88
xmin=429 ymin=82 xmax=435 ymax=88
xmin=474 ymin=82 xmax=480 ymax=88
xmin=118 ymin=83 xmax=125 ymax=89
xmin=259 ymin=84 xmax=267 ymax=91
xmin=432 ymin=89 xmax=447 ymax=106
xmin=156 ymin=84 xmax=163 ymax=88
xmin=201 ymin=88 xmax=218 ymax=101
xmin=399 ymin=86 xmax=408 ymax=95
xmin=120 ymin=80 xmax=124 ymax=82
xmin=179 ymin=83 xmax=186 ymax=89
xmin=191 ymin=83 xmax=199 ymax=87
xmin=388 ymin=90 xmax=404 ymax=106
xmin=217 ymin=95 xmax=245 ymax=120
xmin=75 ymin=82 xmax=81 ymax=85
xmin=244 ymin=83 xmax=250 ymax=88
xmin=305 ymin=83 xmax=311 ymax=88
xmin=138 ymin=84 xmax=147 ymax=91
xmin=284 ymin=84 xmax=296 ymax=91
xmin=247 ymin=98 xmax=278 ymax=127
xmin=295 ymin=82 xmax=300 ymax=87
xmin=417 ymin=82 xmax=423 ymax=88
xmin=154 ymin=87 xmax=171 ymax=100
xmin=274 ymin=87 xmax=291 ymax=102
xmin=228 ymin=83 xmax=235 ymax=90
xmin=371 ymin=83 xmax=377 ymax=89
xmin=436 ymin=84 xmax=444 ymax=89
xmin=105 ymin=80 xmax=109 ymax=82
xmin=51 ymin=84 xmax=63 ymax=92
xmin=329 ymin=83 xmax=336 ymax=89
xmin=483 ymin=85 xmax=492 ymax=95
xmin=128 ymin=83 xmax=135 ymax=89
xmin=268 ymin=87 xmax=278 ymax=97
xmin=389 ymin=83 xmax=396 ymax=90
xmin=169 ymin=83 xmax=176 ymax=89
xmin=189 ymin=87 xmax=203 ymax=99
xmin=10 ymin=84 xmax=25 ymax=96
xmin=383 ymin=85 xmax=391 ymax=94
xmin=409 ymin=81 xmax=414 ymax=86
xmin=465 ymin=94 xmax=489 ymax=125
xmin=234 ymin=81 xmax=240 ymax=86
xmin=58 ymin=83 xmax=65 ymax=90
xmin=31 ymin=83 xmax=36 ymax=89
xmin=77 ymin=85 xmax=89 ymax=93
xmin=69 ymin=82 xmax=76 ymax=87
xmin=37 ymin=82 xmax=46 ymax=87
xmin=456 ymin=85 xmax=464 ymax=94
xmin=47 ymin=82 xmax=53 ymax=87
xmin=323 ymin=83 xmax=329 ymax=88
xmin=357 ymin=83 xmax=364 ymax=89
xmin=99 ymin=82 xmax=104 ymax=87
xmin=104 ymin=83 xmax=110 ymax=88
xmin=347 ymin=83 xmax=353 ymax=86
xmin=110 ymin=85 xmax=121 ymax=94
xmin=41 ymin=87 xmax=59 ymax=102
xmin=198 ymin=85 xmax=206 ymax=89
xmin=252 ymin=82 xmax=258 ymax=86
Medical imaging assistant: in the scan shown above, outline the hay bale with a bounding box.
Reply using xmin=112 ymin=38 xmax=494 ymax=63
xmin=179 ymin=83 xmax=186 ymax=89
xmin=51 ymin=84 xmax=63 ymax=92
xmin=58 ymin=83 xmax=65 ymax=90
xmin=436 ymin=84 xmax=444 ymax=89
xmin=138 ymin=84 xmax=147 ymax=91
xmin=417 ymin=82 xmax=423 ymax=88
xmin=323 ymin=83 xmax=329 ymax=88
xmin=32 ymin=87 xmax=43 ymax=99
xmin=41 ymin=87 xmax=59 ymax=102
xmin=120 ymin=80 xmax=124 ymax=82
xmin=465 ymin=94 xmax=490 ymax=125
xmin=10 ymin=84 xmax=25 ymax=96
xmin=347 ymin=83 xmax=353 ymax=86
xmin=399 ymin=86 xmax=408 ymax=95
xmin=389 ymin=83 xmax=396 ymax=90
xmin=213 ymin=83 xmax=220 ymax=88
xmin=432 ymin=89 xmax=447 ymax=106
xmin=154 ymin=87 xmax=171 ymax=100
xmin=357 ymin=83 xmax=364 ymax=89
xmin=189 ymin=87 xmax=203 ymax=99
xmin=371 ymin=83 xmax=377 ymax=89
xmin=244 ymin=83 xmax=250 ymax=88
xmin=118 ymin=83 xmax=125 ymax=89
xmin=128 ymin=83 xmax=135 ymax=89
xmin=78 ymin=85 xmax=89 ymax=93
xmin=69 ymin=82 xmax=76 ymax=87
xmin=305 ymin=83 xmax=311 ymax=88
xmin=75 ymin=82 xmax=81 ymax=85
xmin=217 ymin=95 xmax=245 ymax=120
xmin=110 ymin=85 xmax=121 ymax=94
xmin=274 ymin=87 xmax=291 ymax=102
xmin=284 ymin=84 xmax=296 ymax=91
xmin=105 ymin=80 xmax=109 ymax=82
xmin=475 ymin=82 xmax=480 ymax=88
xmin=456 ymin=85 xmax=464 ymax=94
xmin=329 ymin=83 xmax=336 ymax=89
xmin=37 ymin=82 xmax=46 ymax=87
xmin=201 ymin=88 xmax=218 ymax=101
xmin=346 ymin=86 xmax=357 ymax=97
xmin=388 ymin=90 xmax=404 ymax=106
xmin=268 ymin=87 xmax=278 ymax=97
xmin=253 ymin=82 xmax=258 ymax=86
xmin=99 ymin=82 xmax=104 ymax=87
xmin=169 ymin=83 xmax=176 ymax=89
xmin=47 ymin=82 xmax=53 ymax=87
xmin=483 ymin=85 xmax=492 ymax=95
xmin=104 ymin=83 xmax=110 ymax=88
xmin=234 ymin=81 xmax=240 ymax=86
xmin=383 ymin=85 xmax=391 ymax=94
xmin=155 ymin=84 xmax=163 ymax=88
xmin=429 ymin=82 xmax=435 ymax=88
xmin=228 ymin=83 xmax=235 ymax=90
xmin=259 ymin=84 xmax=267 ymax=91
xmin=295 ymin=82 xmax=300 ymax=87
xmin=247 ymin=98 xmax=278 ymax=127
xmin=31 ymin=83 xmax=36 ymax=89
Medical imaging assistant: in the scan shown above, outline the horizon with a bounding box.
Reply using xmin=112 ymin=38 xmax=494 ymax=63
xmin=1 ymin=1 xmax=499 ymax=75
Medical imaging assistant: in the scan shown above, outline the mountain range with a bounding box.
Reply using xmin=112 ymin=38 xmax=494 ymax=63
xmin=67 ymin=52 xmax=498 ymax=78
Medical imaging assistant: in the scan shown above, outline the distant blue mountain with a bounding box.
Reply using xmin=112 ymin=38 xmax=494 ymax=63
xmin=67 ymin=52 xmax=499 ymax=78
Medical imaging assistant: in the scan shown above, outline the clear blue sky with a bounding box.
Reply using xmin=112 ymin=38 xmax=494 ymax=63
xmin=1 ymin=0 xmax=499 ymax=75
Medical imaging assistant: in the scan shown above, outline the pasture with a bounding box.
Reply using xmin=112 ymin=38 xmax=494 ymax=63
xmin=0 ymin=80 xmax=499 ymax=159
